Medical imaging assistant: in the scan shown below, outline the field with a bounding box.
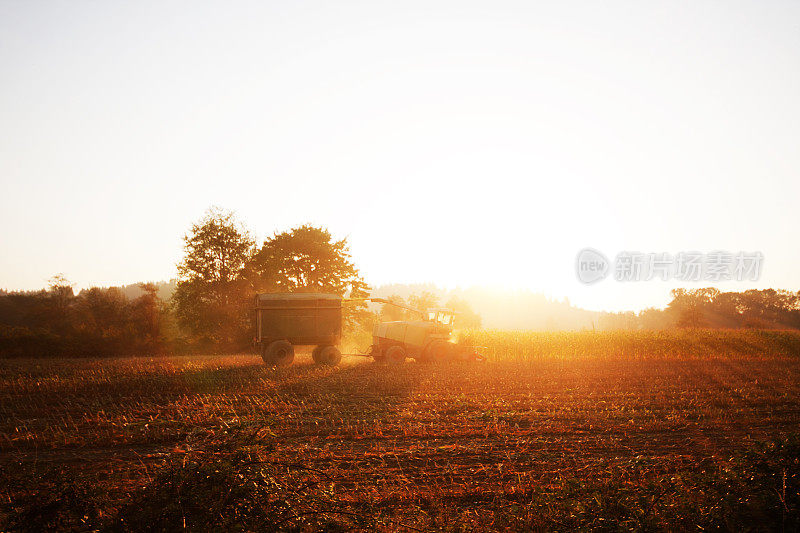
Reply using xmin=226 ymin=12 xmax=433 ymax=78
xmin=1 ymin=330 xmax=799 ymax=531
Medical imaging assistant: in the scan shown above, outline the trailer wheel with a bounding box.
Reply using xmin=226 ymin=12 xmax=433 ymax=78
xmin=262 ymin=340 xmax=294 ymax=367
xmin=386 ymin=345 xmax=406 ymax=365
xmin=313 ymin=345 xmax=341 ymax=366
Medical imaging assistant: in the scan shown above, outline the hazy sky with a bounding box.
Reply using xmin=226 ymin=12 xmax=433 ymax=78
xmin=1 ymin=1 xmax=798 ymax=311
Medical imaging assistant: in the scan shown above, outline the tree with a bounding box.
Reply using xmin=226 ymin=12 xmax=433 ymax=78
xmin=445 ymin=296 xmax=482 ymax=329
xmin=638 ymin=307 xmax=670 ymax=329
xmin=74 ymin=287 xmax=129 ymax=336
xmin=129 ymin=283 xmax=165 ymax=354
xmin=408 ymin=291 xmax=439 ymax=314
xmin=379 ymin=295 xmax=412 ymax=322
xmin=248 ymin=225 xmax=369 ymax=334
xmin=378 ymin=292 xmax=439 ymax=322
xmin=43 ymin=273 xmax=75 ymax=334
xmin=248 ymin=225 xmax=367 ymax=294
xmin=173 ymin=208 xmax=255 ymax=349
xmin=48 ymin=274 xmax=74 ymax=311
xmin=667 ymin=288 xmax=719 ymax=328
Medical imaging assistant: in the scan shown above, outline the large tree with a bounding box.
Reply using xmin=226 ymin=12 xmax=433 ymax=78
xmin=248 ymin=225 xmax=369 ymax=333
xmin=173 ymin=208 xmax=255 ymax=349
xmin=249 ymin=226 xmax=366 ymax=294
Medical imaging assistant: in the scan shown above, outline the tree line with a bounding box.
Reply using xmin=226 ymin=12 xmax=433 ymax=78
xmin=599 ymin=288 xmax=800 ymax=330
xmin=0 ymin=277 xmax=165 ymax=357
xmin=2 ymin=208 xmax=799 ymax=357
xmin=0 ymin=209 xmax=370 ymax=357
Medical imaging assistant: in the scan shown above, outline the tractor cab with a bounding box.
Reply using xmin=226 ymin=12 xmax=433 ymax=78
xmin=427 ymin=308 xmax=455 ymax=327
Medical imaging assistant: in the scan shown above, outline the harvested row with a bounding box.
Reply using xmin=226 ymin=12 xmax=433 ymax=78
xmin=1 ymin=332 xmax=799 ymax=529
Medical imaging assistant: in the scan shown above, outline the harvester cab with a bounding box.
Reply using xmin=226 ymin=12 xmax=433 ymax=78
xmin=427 ymin=308 xmax=455 ymax=326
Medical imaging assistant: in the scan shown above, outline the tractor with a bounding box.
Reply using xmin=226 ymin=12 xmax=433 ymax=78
xmin=368 ymin=298 xmax=484 ymax=364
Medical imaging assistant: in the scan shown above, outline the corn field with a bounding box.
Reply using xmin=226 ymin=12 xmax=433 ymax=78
xmin=459 ymin=328 xmax=800 ymax=361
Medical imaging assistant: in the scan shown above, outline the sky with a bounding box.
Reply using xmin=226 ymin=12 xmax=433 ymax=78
xmin=1 ymin=1 xmax=798 ymax=312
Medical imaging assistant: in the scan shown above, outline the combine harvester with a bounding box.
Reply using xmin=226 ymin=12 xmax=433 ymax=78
xmin=254 ymin=293 xmax=483 ymax=367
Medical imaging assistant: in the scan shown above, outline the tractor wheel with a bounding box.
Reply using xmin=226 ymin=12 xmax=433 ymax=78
xmin=313 ymin=345 xmax=341 ymax=366
xmin=262 ymin=340 xmax=294 ymax=367
xmin=385 ymin=345 xmax=406 ymax=365
xmin=424 ymin=340 xmax=450 ymax=364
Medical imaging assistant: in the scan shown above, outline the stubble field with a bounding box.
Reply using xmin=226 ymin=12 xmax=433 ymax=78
xmin=1 ymin=330 xmax=799 ymax=531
